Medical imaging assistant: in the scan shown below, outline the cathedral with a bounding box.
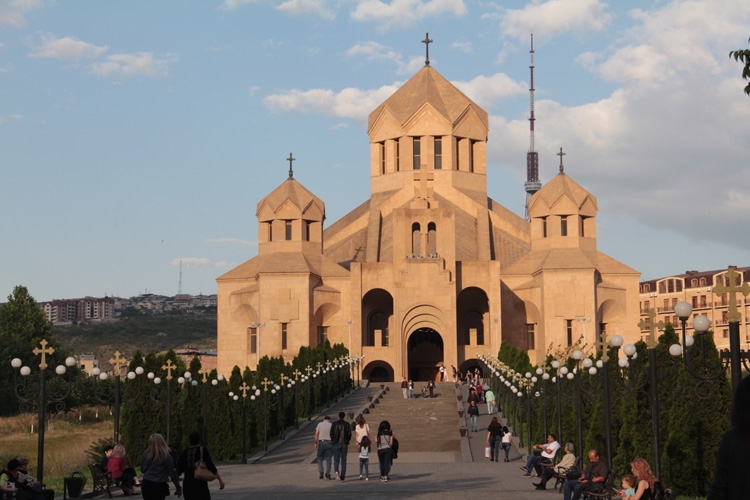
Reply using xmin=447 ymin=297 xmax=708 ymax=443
xmin=216 ymin=61 xmax=641 ymax=381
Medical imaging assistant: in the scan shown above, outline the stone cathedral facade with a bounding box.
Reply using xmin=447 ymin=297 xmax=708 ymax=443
xmin=216 ymin=64 xmax=641 ymax=381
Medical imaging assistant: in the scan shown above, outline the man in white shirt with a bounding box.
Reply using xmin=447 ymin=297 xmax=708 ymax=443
xmin=314 ymin=415 xmax=333 ymax=479
xmin=521 ymin=433 xmax=561 ymax=477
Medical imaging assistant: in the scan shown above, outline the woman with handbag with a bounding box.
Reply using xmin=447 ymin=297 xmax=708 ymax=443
xmin=177 ymin=431 xmax=224 ymax=500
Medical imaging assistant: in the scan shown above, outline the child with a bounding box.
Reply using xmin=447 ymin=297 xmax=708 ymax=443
xmin=616 ymin=474 xmax=637 ymax=498
xmin=358 ymin=436 xmax=371 ymax=481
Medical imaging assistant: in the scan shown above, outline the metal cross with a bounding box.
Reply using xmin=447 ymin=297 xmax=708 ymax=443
xmin=713 ymin=267 xmax=750 ymax=322
xmin=316 ymin=362 xmax=323 ymax=371
xmin=162 ymin=359 xmax=177 ymax=381
xmin=557 ymin=147 xmax=566 ymax=173
xmin=305 ymin=366 xmax=313 ymax=377
xmin=279 ymin=373 xmax=287 ymax=386
xmin=109 ymin=351 xmax=126 ymax=376
xmin=287 ymin=152 xmax=295 ymax=180
xmin=33 ymin=339 xmax=55 ymax=370
xmin=638 ymin=309 xmax=665 ymax=349
xmin=199 ymin=368 xmax=210 ymax=383
xmin=595 ymin=331 xmax=610 ymax=362
xmin=422 ymin=33 xmax=433 ymax=66
xmin=325 ymin=360 xmax=331 ymax=370
xmin=261 ymin=377 xmax=273 ymax=392
xmin=293 ymin=369 xmax=301 ymax=381
xmin=239 ymin=381 xmax=250 ymax=398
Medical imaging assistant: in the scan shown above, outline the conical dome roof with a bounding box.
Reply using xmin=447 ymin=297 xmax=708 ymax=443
xmin=529 ymin=172 xmax=597 ymax=216
xmin=368 ymin=65 xmax=488 ymax=130
xmin=256 ymin=178 xmax=324 ymax=219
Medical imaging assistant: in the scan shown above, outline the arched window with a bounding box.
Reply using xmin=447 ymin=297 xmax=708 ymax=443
xmin=427 ymin=222 xmax=436 ymax=255
xmin=412 ymin=223 xmax=421 ymax=255
xmin=370 ymin=312 xmax=388 ymax=347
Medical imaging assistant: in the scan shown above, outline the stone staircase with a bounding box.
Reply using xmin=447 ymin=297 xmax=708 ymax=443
xmin=364 ymin=382 xmax=460 ymax=453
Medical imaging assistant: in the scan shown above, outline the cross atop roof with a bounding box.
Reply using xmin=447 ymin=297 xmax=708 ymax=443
xmin=557 ymin=147 xmax=566 ymax=174
xmin=287 ymin=152 xmax=296 ymax=180
xmin=422 ymin=33 xmax=433 ymax=66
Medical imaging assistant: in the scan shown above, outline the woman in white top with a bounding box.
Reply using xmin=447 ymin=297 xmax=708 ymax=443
xmin=355 ymin=415 xmax=370 ymax=449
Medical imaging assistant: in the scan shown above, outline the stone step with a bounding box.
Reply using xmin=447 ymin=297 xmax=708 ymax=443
xmin=363 ymin=382 xmax=461 ymax=453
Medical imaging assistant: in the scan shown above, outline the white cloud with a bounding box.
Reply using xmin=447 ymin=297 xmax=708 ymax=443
xmin=346 ymin=41 xmax=422 ymax=74
xmin=277 ymin=0 xmax=334 ymax=19
xmin=0 ymin=63 xmax=12 ymax=73
xmin=220 ymin=0 xmax=260 ymax=10
xmin=171 ymin=258 xmax=229 ymax=268
xmin=351 ymin=0 xmax=467 ymax=30
xmin=0 ymin=0 xmax=42 ymax=27
xmin=264 ymin=84 xmax=399 ymax=122
xmin=248 ymin=85 xmax=260 ymax=96
xmin=0 ymin=114 xmax=24 ymax=124
xmin=453 ymin=73 xmax=528 ymax=108
xmin=206 ymin=238 xmax=257 ymax=246
xmin=451 ymin=41 xmax=472 ymax=54
xmin=499 ymin=0 xmax=611 ymax=42
xmin=28 ymin=34 xmax=108 ymax=61
xmin=90 ymin=52 xmax=179 ymax=78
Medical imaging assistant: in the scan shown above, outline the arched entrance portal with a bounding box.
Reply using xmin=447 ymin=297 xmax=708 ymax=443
xmin=407 ymin=328 xmax=444 ymax=381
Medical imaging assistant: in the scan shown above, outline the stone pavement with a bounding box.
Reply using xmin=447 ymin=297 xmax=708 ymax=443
xmin=196 ymin=383 xmax=563 ymax=499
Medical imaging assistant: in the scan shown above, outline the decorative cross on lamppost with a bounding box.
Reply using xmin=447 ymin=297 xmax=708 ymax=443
xmin=292 ymin=369 xmax=302 ymax=429
xmin=637 ymin=308 xmax=667 ymax=480
xmin=109 ymin=351 xmax=127 ymax=443
xmin=713 ymin=267 xmax=750 ymax=388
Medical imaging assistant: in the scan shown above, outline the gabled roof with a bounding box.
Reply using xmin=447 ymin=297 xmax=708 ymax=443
xmin=368 ymin=65 xmax=488 ymax=131
xmin=217 ymin=252 xmax=349 ymax=281
xmin=256 ymin=178 xmax=324 ymax=218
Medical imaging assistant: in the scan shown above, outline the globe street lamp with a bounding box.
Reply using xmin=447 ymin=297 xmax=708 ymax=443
xmin=11 ymin=340 xmax=77 ymax=484
xmin=228 ymin=382 xmax=256 ymax=464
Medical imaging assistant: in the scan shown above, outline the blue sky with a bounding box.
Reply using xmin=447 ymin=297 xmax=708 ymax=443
xmin=1 ymin=0 xmax=749 ymax=302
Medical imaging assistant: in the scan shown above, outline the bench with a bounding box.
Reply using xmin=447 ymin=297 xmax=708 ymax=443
xmin=553 ymin=456 xmax=582 ymax=493
xmin=87 ymin=464 xmax=120 ymax=498
xmin=582 ymin=469 xmax=617 ymax=500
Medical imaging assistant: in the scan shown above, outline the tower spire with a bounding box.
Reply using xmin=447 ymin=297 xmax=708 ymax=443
xmin=178 ymin=260 xmax=183 ymax=295
xmin=524 ymin=33 xmax=541 ymax=221
xmin=287 ymin=152 xmax=296 ymax=180
xmin=422 ymin=33 xmax=433 ymax=66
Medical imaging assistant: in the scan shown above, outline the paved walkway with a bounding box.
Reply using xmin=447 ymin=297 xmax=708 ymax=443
xmin=209 ymin=384 xmax=557 ymax=499
xmin=76 ymin=385 xmax=567 ymax=500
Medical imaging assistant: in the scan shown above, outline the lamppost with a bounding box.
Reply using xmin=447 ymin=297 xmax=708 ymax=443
xmin=91 ymin=351 xmax=142 ymax=444
xmin=305 ymin=365 xmax=314 ymax=420
xmin=570 ymin=349 xmax=585 ymax=459
xmin=550 ymin=360 xmax=564 ymax=446
xmin=180 ymin=369 xmax=224 ymax=447
xmin=536 ymin=367 xmax=550 ymax=438
xmin=523 ymin=372 xmax=535 ymax=450
xmin=11 ymin=340 xmax=77 ymax=484
xmin=147 ymin=358 xmax=179 ymax=445
xmin=228 ymin=381 xmax=256 ymax=464
xmin=292 ymin=369 xmax=302 ymax=430
xmin=260 ymin=377 xmax=281 ymax=451
xmin=672 ymin=269 xmax=750 ymax=391
xmin=278 ymin=373 xmax=288 ymax=440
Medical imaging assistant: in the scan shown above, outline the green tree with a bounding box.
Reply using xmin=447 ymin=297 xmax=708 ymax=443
xmin=0 ymin=286 xmax=62 ymax=416
xmin=730 ymin=38 xmax=750 ymax=96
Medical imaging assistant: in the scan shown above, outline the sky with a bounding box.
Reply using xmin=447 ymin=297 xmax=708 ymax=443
xmin=1 ymin=0 xmax=749 ymax=303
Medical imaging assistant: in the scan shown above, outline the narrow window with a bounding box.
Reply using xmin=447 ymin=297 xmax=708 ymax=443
xmin=663 ymin=298 xmax=669 ymax=311
xmin=691 ymin=278 xmax=698 ymax=288
xmin=318 ymin=326 xmax=328 ymax=345
xmin=700 ymin=295 xmax=707 ymax=307
xmin=427 ymin=222 xmax=437 ymax=255
xmin=580 ymin=216 xmax=585 ymax=237
xmin=527 ymin=324 xmax=535 ymax=350
xmin=396 ymin=141 xmax=400 ymax=172
xmin=434 ymin=137 xmax=442 ymax=170
xmin=676 ymin=280 xmax=683 ymax=292
xmin=413 ymin=137 xmax=421 ymax=170
xmin=412 ymin=222 xmax=421 ymax=255
xmin=281 ymin=323 xmax=288 ymax=350
xmin=659 ymin=282 xmax=666 ymax=294
xmin=561 ymin=216 xmax=568 ymax=237
xmin=468 ymin=140 xmax=475 ymax=172
xmin=644 ymin=284 xmax=650 ymax=292
xmin=382 ymin=320 xmax=389 ymax=347
xmin=723 ymin=328 xmax=729 ymax=339
xmin=668 ymin=279 xmax=675 ymax=293
xmin=542 ymin=217 xmax=547 ymax=238
xmin=268 ymin=222 xmax=273 ymax=242
xmin=249 ymin=327 xmax=257 ymax=354
xmin=671 ymin=298 xmax=678 ymax=310
xmin=285 ymin=220 xmax=292 ymax=241
xmin=566 ymin=319 xmax=573 ymax=346
xmin=692 ymin=296 xmax=698 ymax=308
xmin=305 ymin=220 xmax=311 ymax=241
xmin=379 ymin=142 xmax=386 ymax=174
xmin=699 ymin=277 xmax=706 ymax=287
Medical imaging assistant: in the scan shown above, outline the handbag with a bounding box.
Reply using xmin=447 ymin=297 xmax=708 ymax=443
xmin=485 ymin=443 xmax=491 ymax=459
xmin=193 ymin=447 xmax=217 ymax=482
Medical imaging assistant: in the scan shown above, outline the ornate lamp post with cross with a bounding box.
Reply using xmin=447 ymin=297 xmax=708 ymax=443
xmin=291 ymin=369 xmax=302 ymax=430
xmin=305 ymin=365 xmax=314 ymax=420
xmin=11 ymin=339 xmax=77 ymax=484
xmin=672 ymin=267 xmax=750 ymax=390
xmin=228 ymin=381 xmax=256 ymax=464
xmin=260 ymin=377 xmax=281 ymax=451
xmin=90 ymin=350 xmax=134 ymax=444
xmin=179 ymin=368 xmax=224 ymax=447
xmin=147 ymin=358 xmax=179 ymax=445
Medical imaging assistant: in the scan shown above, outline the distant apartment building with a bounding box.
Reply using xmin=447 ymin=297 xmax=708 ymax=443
xmin=42 ymin=296 xmax=115 ymax=324
xmin=171 ymin=348 xmax=217 ymax=372
xmin=77 ymin=354 xmax=99 ymax=375
xmin=639 ymin=266 xmax=750 ymax=350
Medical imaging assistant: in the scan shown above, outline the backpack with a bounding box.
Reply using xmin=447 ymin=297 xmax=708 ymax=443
xmin=391 ymin=437 xmax=399 ymax=459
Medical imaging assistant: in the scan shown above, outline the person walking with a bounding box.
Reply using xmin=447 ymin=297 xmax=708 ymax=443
xmin=139 ymin=434 xmax=181 ymax=500
xmin=355 ymin=415 xmax=370 ymax=448
xmin=331 ymin=412 xmax=352 ymax=482
xmin=376 ymin=421 xmax=395 ymax=482
xmin=177 ymin=431 xmax=225 ymax=500
xmin=401 ymin=379 xmax=408 ymax=399
xmin=427 ymin=380 xmax=435 ymax=398
xmin=485 ymin=388 xmax=496 ymax=414
xmin=501 ymin=426 xmax=512 ymax=462
xmin=408 ymin=380 xmax=414 ymax=399
xmin=358 ymin=436 xmax=371 ymax=481
xmin=314 ymin=415 xmax=334 ymax=479
xmin=486 ymin=417 xmax=503 ymax=462
xmin=468 ymin=400 xmax=480 ymax=432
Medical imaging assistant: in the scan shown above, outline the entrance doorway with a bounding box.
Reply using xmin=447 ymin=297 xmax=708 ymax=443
xmin=407 ymin=328 xmax=444 ymax=381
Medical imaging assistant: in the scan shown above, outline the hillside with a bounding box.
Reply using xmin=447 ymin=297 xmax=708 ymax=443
xmin=52 ymin=310 xmax=217 ymax=368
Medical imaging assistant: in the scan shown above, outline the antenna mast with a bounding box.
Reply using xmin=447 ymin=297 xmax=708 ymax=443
xmin=524 ymin=33 xmax=541 ymax=221
xmin=178 ymin=260 xmax=183 ymax=295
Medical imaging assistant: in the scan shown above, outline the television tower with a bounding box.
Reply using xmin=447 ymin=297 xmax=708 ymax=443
xmin=178 ymin=260 xmax=183 ymax=295
xmin=524 ymin=33 xmax=542 ymax=221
